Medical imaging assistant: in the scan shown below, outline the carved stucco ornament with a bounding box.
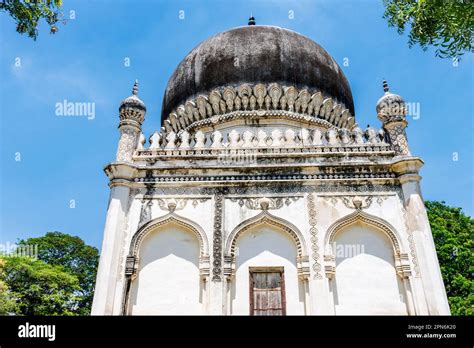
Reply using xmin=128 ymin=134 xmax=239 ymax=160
xmin=323 ymin=195 xmax=375 ymax=210
xmin=229 ymin=196 xmax=301 ymax=210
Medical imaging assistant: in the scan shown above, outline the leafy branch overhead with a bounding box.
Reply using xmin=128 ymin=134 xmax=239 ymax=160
xmin=0 ymin=0 xmax=64 ymax=40
xmin=383 ymin=0 xmax=474 ymax=59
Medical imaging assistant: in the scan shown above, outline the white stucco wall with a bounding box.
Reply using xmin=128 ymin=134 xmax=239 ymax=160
xmin=331 ymin=222 xmax=407 ymax=315
xmin=230 ymin=224 xmax=306 ymax=315
xmin=129 ymin=223 xmax=203 ymax=315
xmin=94 ymin=186 xmax=448 ymax=316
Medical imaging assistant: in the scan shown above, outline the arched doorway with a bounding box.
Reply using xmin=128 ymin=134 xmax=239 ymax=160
xmin=226 ymin=213 xmax=308 ymax=315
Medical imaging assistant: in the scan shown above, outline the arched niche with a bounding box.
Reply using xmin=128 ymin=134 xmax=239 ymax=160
xmin=225 ymin=212 xmax=310 ymax=315
xmin=324 ymin=210 xmax=413 ymax=315
xmin=123 ymin=213 xmax=210 ymax=315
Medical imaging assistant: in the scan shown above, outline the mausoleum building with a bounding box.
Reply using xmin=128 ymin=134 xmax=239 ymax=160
xmin=92 ymin=22 xmax=450 ymax=315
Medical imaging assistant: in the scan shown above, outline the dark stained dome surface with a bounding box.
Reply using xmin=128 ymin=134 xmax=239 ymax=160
xmin=161 ymin=25 xmax=354 ymax=121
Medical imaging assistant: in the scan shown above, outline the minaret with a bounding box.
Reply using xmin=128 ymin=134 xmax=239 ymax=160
xmin=116 ymin=80 xmax=146 ymax=162
xmin=92 ymin=80 xmax=146 ymax=315
xmin=376 ymin=80 xmax=411 ymax=156
xmin=377 ymin=80 xmax=450 ymax=314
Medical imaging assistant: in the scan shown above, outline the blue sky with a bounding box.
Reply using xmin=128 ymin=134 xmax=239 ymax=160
xmin=1 ymin=0 xmax=472 ymax=249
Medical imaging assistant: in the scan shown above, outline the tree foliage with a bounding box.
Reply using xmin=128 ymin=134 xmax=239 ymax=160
xmin=0 ymin=256 xmax=80 ymax=315
xmin=0 ymin=258 xmax=19 ymax=315
xmin=0 ymin=0 xmax=64 ymax=40
xmin=426 ymin=201 xmax=474 ymax=315
xmin=18 ymin=232 xmax=99 ymax=315
xmin=383 ymin=0 xmax=474 ymax=59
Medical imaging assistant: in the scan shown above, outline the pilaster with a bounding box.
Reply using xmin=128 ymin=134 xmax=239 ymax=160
xmin=393 ymin=158 xmax=451 ymax=314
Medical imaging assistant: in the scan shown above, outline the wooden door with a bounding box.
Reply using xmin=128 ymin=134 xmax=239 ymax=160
xmin=249 ymin=270 xmax=286 ymax=315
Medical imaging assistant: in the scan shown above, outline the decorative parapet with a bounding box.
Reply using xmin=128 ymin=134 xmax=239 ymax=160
xmin=135 ymin=125 xmax=389 ymax=156
xmin=162 ymin=83 xmax=355 ymax=133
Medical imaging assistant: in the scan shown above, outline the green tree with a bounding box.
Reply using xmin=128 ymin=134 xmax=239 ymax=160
xmin=427 ymin=201 xmax=474 ymax=315
xmin=0 ymin=258 xmax=19 ymax=315
xmin=383 ymin=0 xmax=474 ymax=59
xmin=0 ymin=256 xmax=80 ymax=315
xmin=0 ymin=0 xmax=64 ymax=40
xmin=18 ymin=232 xmax=99 ymax=315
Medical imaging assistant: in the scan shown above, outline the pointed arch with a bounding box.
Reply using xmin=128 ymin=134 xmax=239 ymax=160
xmin=324 ymin=210 xmax=403 ymax=255
xmin=225 ymin=211 xmax=307 ymax=258
xmin=129 ymin=213 xmax=209 ymax=258
xmin=324 ymin=210 xmax=413 ymax=314
xmin=124 ymin=212 xmax=209 ymax=315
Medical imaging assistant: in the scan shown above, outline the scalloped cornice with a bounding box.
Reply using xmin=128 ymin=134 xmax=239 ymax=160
xmin=162 ymin=83 xmax=355 ymax=133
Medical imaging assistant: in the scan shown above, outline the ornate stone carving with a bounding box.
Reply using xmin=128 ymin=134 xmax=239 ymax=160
xmin=137 ymin=133 xmax=146 ymax=151
xmin=385 ymin=122 xmax=411 ymax=156
xmin=116 ymin=126 xmax=139 ymax=162
xmin=284 ymin=129 xmax=297 ymax=147
xmin=342 ymin=196 xmax=373 ymax=210
xmin=139 ymin=183 xmax=404 ymax=204
xmin=257 ymin=129 xmax=268 ymax=146
xmin=242 ymin=130 xmax=254 ymax=147
xmin=402 ymin=206 xmax=420 ymax=277
xmin=211 ymin=130 xmax=223 ymax=148
xmin=179 ymin=131 xmax=191 ymax=149
xmin=312 ymin=128 xmax=323 ymax=145
xmin=156 ymin=198 xmax=186 ymax=212
xmin=162 ymin=83 xmax=354 ymax=134
xmin=269 ymin=83 xmax=282 ymax=108
xmin=307 ymin=193 xmax=322 ymax=279
xmin=212 ymin=193 xmax=224 ymax=281
xmin=270 ymin=129 xmax=283 ymax=147
xmin=323 ymin=195 xmax=390 ymax=210
xmin=165 ymin=132 xmax=177 ymax=149
xmin=194 ymin=131 xmax=206 ymax=148
xmin=149 ymin=131 xmax=161 ymax=149
xmin=125 ymin=256 xmax=137 ymax=277
xmin=137 ymin=124 xmax=388 ymax=154
xmin=135 ymin=170 xmax=397 ymax=184
xmin=155 ymin=197 xmax=209 ymax=212
xmin=138 ymin=199 xmax=153 ymax=228
xmin=229 ymin=196 xmax=301 ymax=210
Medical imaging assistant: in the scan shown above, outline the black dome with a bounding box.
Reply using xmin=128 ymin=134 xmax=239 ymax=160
xmin=161 ymin=25 xmax=354 ymax=121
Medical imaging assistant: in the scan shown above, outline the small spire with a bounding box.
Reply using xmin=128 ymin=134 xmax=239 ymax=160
xmin=248 ymin=14 xmax=256 ymax=26
xmin=132 ymin=79 xmax=139 ymax=95
xmin=382 ymin=79 xmax=389 ymax=93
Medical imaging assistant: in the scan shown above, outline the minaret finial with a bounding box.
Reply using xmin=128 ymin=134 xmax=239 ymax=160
xmin=248 ymin=14 xmax=256 ymax=26
xmin=132 ymin=79 xmax=138 ymax=95
xmin=382 ymin=79 xmax=389 ymax=93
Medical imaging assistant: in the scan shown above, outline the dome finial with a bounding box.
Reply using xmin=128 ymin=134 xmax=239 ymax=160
xmin=248 ymin=14 xmax=256 ymax=26
xmin=132 ymin=79 xmax=139 ymax=95
xmin=382 ymin=79 xmax=389 ymax=93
